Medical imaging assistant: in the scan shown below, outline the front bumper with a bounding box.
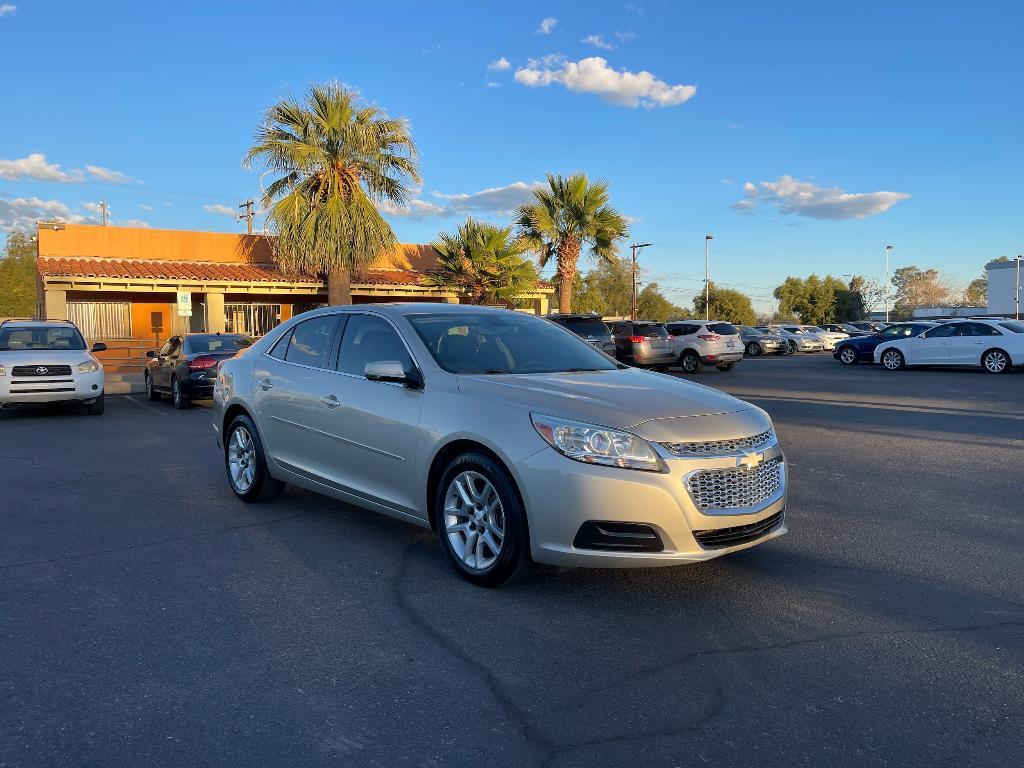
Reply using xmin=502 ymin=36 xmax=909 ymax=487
xmin=0 ymin=370 xmax=105 ymax=404
xmin=515 ymin=437 xmax=787 ymax=567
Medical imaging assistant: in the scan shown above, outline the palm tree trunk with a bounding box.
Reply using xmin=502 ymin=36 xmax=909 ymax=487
xmin=327 ymin=267 xmax=352 ymax=306
xmin=556 ymin=237 xmax=581 ymax=314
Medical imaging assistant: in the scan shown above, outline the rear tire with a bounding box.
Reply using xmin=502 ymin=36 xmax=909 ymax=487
xmin=171 ymin=377 xmax=190 ymax=409
xmin=434 ymin=452 xmax=531 ymax=587
xmin=85 ymin=393 xmax=105 ymax=415
xmin=881 ymin=348 xmax=905 ymax=371
xmin=225 ymin=414 xmax=284 ymax=502
xmin=981 ymin=348 xmax=1010 ymax=374
xmin=679 ymin=351 xmax=700 ymax=374
xmin=837 ymin=346 xmax=859 ymax=365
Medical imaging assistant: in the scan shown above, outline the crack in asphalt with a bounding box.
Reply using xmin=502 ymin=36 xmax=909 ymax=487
xmin=0 ymin=510 xmax=315 ymax=570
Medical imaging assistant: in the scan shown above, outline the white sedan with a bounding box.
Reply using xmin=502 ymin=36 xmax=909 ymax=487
xmin=874 ymin=319 xmax=1024 ymax=373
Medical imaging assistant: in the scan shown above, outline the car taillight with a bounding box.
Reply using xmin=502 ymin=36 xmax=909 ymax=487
xmin=628 ymin=336 xmax=645 ymax=343
xmin=697 ymin=334 xmax=720 ymax=341
xmin=189 ymin=356 xmax=218 ymax=370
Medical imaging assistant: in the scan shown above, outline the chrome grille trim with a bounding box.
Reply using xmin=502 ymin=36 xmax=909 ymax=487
xmin=686 ymin=457 xmax=784 ymax=512
xmin=661 ymin=429 xmax=774 ymax=457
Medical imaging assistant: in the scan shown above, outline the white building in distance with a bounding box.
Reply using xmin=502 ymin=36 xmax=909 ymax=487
xmin=986 ymin=258 xmax=1022 ymax=317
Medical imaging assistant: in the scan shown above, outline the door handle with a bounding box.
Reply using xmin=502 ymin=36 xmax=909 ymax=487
xmin=258 ymin=378 xmax=274 ymax=391
xmin=319 ymin=395 xmax=340 ymax=408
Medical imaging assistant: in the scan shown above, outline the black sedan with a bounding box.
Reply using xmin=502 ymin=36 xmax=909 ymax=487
xmin=145 ymin=333 xmax=253 ymax=408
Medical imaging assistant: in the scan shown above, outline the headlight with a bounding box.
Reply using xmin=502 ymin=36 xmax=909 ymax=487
xmin=78 ymin=360 xmax=100 ymax=373
xmin=531 ymin=414 xmax=665 ymax=472
xmin=0 ymin=364 xmax=5 ymax=376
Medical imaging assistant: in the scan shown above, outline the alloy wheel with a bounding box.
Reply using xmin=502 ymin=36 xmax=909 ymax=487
xmin=443 ymin=471 xmax=505 ymax=571
xmin=747 ymin=342 xmax=761 ymax=356
xmin=983 ymin=350 xmax=1008 ymax=373
xmin=882 ymin=349 xmax=903 ymax=370
xmin=228 ymin=425 xmax=256 ymax=493
xmin=839 ymin=347 xmax=857 ymax=364
xmin=172 ymin=380 xmax=181 ymax=407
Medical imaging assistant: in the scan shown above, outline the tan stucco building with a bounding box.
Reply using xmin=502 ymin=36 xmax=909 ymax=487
xmin=35 ymin=223 xmax=552 ymax=346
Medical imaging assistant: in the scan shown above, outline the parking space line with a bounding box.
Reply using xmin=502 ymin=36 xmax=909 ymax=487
xmin=122 ymin=395 xmax=168 ymax=416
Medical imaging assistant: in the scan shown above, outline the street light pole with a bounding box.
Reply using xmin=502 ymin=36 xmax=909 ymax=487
xmin=1015 ymin=254 xmax=1022 ymax=321
xmin=705 ymin=234 xmax=714 ymax=321
xmin=884 ymin=245 xmax=893 ymax=322
xmin=630 ymin=242 xmax=653 ymax=321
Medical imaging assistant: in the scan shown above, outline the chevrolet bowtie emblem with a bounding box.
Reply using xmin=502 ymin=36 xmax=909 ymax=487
xmin=737 ymin=450 xmax=763 ymax=469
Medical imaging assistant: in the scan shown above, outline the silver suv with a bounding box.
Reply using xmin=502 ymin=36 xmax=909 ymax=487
xmin=666 ymin=321 xmax=744 ymax=373
xmin=0 ymin=319 xmax=107 ymax=414
xmin=607 ymin=321 xmax=676 ymax=368
xmin=212 ymin=305 xmax=787 ymax=586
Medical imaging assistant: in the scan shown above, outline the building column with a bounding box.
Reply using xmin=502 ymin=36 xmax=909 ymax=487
xmin=43 ymin=288 xmax=67 ymax=320
xmin=206 ymin=291 xmax=226 ymax=333
xmin=533 ymin=294 xmax=549 ymax=315
xmin=442 ymin=296 xmax=460 ymax=304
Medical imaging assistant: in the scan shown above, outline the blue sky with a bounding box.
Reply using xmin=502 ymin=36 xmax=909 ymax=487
xmin=2 ymin=0 xmax=1021 ymax=312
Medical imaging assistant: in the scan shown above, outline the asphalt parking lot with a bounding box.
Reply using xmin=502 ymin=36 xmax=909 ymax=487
xmin=2 ymin=354 xmax=1022 ymax=767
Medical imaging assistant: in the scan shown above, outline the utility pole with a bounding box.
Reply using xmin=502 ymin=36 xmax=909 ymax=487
xmin=239 ymin=199 xmax=254 ymax=235
xmin=630 ymin=242 xmax=653 ymax=321
xmin=99 ymin=201 xmax=109 ymax=226
xmin=884 ymin=245 xmax=893 ymax=322
xmin=705 ymin=234 xmax=714 ymax=321
xmin=1015 ymin=254 xmax=1022 ymax=321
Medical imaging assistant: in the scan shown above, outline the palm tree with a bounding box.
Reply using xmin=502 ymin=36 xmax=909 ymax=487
xmin=514 ymin=172 xmax=629 ymax=314
xmin=425 ymin=218 xmax=539 ymax=306
xmin=244 ymin=83 xmax=421 ymax=304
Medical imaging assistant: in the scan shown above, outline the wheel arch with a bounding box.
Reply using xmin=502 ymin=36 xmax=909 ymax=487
xmin=981 ymin=347 xmax=1010 ymax=371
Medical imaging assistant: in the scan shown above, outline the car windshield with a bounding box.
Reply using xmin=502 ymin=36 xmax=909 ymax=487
xmin=559 ymin=317 xmax=610 ymax=336
xmin=407 ymin=311 xmax=620 ymax=374
xmin=184 ymin=334 xmax=254 ymax=354
xmin=0 ymin=326 xmax=87 ymax=351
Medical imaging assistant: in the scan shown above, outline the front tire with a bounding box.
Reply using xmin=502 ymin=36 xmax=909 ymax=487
xmin=981 ymin=348 xmax=1009 ymax=374
xmin=145 ymin=372 xmax=160 ymax=400
xmin=746 ymin=342 xmax=761 ymax=356
xmin=85 ymin=393 xmax=105 ymax=415
xmin=679 ymin=351 xmax=700 ymax=374
xmin=171 ymin=377 xmax=190 ymax=409
xmin=434 ymin=452 xmax=531 ymax=587
xmin=881 ymin=348 xmax=906 ymax=371
xmin=225 ymin=415 xmax=284 ymax=502
xmin=837 ymin=346 xmax=858 ymax=365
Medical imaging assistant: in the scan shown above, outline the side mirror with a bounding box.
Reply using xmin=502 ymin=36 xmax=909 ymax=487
xmin=364 ymin=360 xmax=422 ymax=389
xmin=91 ymin=342 xmax=107 ymax=352
xmin=145 ymin=350 xmax=157 ymax=358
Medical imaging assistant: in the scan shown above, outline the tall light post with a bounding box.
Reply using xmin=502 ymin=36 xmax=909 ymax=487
xmin=705 ymin=234 xmax=714 ymax=321
xmin=630 ymin=242 xmax=653 ymax=321
xmin=884 ymin=245 xmax=894 ymax=322
xmin=1015 ymin=254 xmax=1022 ymax=321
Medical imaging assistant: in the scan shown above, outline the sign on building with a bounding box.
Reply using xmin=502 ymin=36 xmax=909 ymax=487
xmin=176 ymin=291 xmax=192 ymax=317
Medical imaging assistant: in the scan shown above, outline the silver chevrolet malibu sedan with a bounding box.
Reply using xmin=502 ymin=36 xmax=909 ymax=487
xmin=212 ymin=304 xmax=787 ymax=586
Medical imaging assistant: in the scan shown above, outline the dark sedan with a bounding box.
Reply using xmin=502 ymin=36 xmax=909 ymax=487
xmin=145 ymin=333 xmax=253 ymax=408
xmin=833 ymin=322 xmax=936 ymax=365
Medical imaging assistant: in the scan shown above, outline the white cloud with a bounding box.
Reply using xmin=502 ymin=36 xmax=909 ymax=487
xmin=378 ymin=180 xmax=544 ymax=219
xmin=82 ymin=202 xmax=103 ymax=214
xmin=536 ymin=17 xmax=558 ymax=34
xmin=0 ymin=153 xmax=81 ymax=182
xmin=488 ymin=57 xmax=511 ymax=71
xmin=486 ymin=81 xmax=502 ymax=88
xmin=0 ymin=197 xmax=93 ymax=231
xmin=203 ymin=203 xmax=238 ymax=217
xmin=140 ymin=203 xmax=155 ymax=211
xmin=582 ymin=34 xmax=615 ymax=50
xmin=514 ymin=56 xmax=696 ymax=108
xmin=614 ymin=30 xmax=636 ymax=42
xmin=86 ymin=165 xmax=138 ymax=184
xmin=734 ymin=175 xmax=911 ymax=220
xmin=0 ymin=4 xmax=16 ymax=17
xmin=115 ymin=219 xmax=150 ymax=228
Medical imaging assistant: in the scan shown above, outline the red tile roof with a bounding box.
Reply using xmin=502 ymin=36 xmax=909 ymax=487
xmin=37 ymin=257 xmax=429 ymax=287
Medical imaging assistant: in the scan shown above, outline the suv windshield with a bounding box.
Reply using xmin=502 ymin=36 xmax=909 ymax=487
xmin=185 ymin=334 xmax=254 ymax=354
xmin=559 ymin=317 xmax=610 ymax=336
xmin=408 ymin=312 xmax=620 ymax=374
xmin=0 ymin=326 xmax=86 ymax=351
xmin=708 ymin=322 xmax=738 ymax=335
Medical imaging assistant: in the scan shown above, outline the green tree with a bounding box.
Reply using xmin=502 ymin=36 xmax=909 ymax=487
xmin=964 ymin=257 xmax=1009 ymax=307
xmin=637 ymin=283 xmax=689 ymax=323
xmin=425 ymin=217 xmax=538 ymax=305
xmin=0 ymin=232 xmax=37 ymax=319
xmin=515 ymin=172 xmax=629 ymax=314
xmin=693 ymin=282 xmax=756 ymax=325
xmin=245 ymin=83 xmax=420 ymax=305
xmin=773 ymin=274 xmax=851 ymax=324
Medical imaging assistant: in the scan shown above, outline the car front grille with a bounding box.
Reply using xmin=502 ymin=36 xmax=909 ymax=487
xmin=11 ymin=365 xmax=73 ymax=377
xmin=661 ymin=429 xmax=774 ymax=457
xmin=686 ymin=457 xmax=784 ymax=512
xmin=693 ymin=510 xmax=785 ymax=549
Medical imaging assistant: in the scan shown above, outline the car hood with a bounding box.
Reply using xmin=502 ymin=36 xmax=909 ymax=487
xmin=0 ymin=350 xmax=96 ymax=366
xmin=457 ymin=367 xmax=754 ymax=431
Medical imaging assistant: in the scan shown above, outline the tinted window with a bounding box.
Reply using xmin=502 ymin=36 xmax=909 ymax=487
xmin=635 ymin=324 xmax=668 ymax=338
xmin=338 ymin=315 xmax=415 ymax=376
xmin=881 ymin=325 xmax=914 ymax=339
xmin=923 ymin=324 xmax=958 ymax=338
xmin=999 ymin=321 xmax=1024 ymax=333
xmin=0 ymin=326 xmax=87 ymax=351
xmin=561 ymin=317 xmax=610 ymax=336
xmin=185 ymin=335 xmax=254 ymax=354
xmin=708 ymin=322 xmax=738 ymax=335
xmin=268 ymin=330 xmax=291 ymax=360
xmin=408 ymin=311 xmax=618 ymax=375
xmin=283 ymin=315 xmax=340 ymax=368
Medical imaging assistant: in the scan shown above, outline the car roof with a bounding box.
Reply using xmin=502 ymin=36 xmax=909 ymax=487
xmin=546 ymin=312 xmax=603 ymax=319
xmin=0 ymin=319 xmax=77 ymax=329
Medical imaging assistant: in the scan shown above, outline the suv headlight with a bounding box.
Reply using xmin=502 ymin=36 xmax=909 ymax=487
xmin=531 ymin=414 xmax=665 ymax=472
xmin=78 ymin=360 xmax=100 ymax=374
xmin=0 ymin=364 xmax=5 ymax=376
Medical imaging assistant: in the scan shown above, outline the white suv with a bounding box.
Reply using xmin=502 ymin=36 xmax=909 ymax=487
xmin=0 ymin=320 xmax=107 ymax=414
xmin=665 ymin=320 xmax=744 ymax=373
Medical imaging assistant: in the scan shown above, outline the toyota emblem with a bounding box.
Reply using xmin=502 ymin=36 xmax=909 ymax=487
xmin=36 ymin=366 xmax=49 ymax=375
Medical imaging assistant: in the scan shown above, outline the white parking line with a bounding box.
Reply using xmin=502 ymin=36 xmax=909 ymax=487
xmin=122 ymin=395 xmax=168 ymax=416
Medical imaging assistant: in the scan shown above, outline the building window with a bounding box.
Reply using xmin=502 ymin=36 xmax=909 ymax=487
xmin=294 ymin=303 xmax=328 ymax=316
xmin=67 ymin=301 xmax=132 ymax=340
xmin=225 ymin=303 xmax=282 ymax=337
